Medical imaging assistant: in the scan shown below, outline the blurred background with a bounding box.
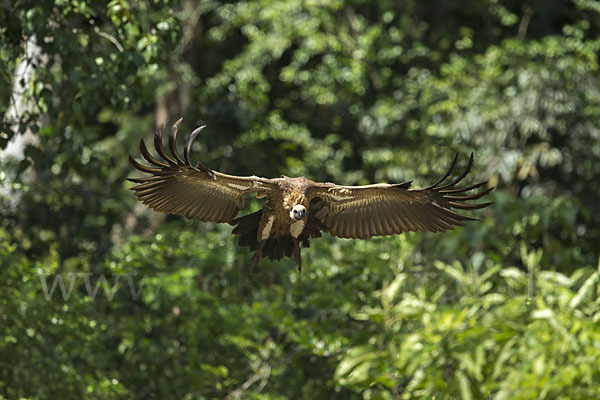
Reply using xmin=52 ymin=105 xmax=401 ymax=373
xmin=1 ymin=0 xmax=600 ymax=398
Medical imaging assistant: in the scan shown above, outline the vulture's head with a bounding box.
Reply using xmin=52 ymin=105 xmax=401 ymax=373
xmin=290 ymin=204 xmax=306 ymax=220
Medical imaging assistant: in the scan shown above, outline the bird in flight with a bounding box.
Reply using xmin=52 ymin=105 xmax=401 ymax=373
xmin=129 ymin=119 xmax=493 ymax=272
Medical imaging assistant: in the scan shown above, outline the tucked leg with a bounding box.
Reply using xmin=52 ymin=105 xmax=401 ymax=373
xmin=250 ymin=240 xmax=266 ymax=272
xmin=292 ymin=241 xmax=302 ymax=273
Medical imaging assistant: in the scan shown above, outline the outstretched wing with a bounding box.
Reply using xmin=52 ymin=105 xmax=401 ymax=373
xmin=128 ymin=119 xmax=273 ymax=222
xmin=306 ymin=154 xmax=493 ymax=239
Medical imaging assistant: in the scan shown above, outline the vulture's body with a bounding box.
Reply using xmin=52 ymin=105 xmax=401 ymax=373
xmin=129 ymin=120 xmax=493 ymax=271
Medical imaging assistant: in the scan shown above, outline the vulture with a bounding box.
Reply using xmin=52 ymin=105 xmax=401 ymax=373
xmin=129 ymin=119 xmax=493 ymax=272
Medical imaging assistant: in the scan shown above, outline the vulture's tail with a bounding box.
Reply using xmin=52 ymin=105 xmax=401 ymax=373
xmin=229 ymin=211 xmax=324 ymax=272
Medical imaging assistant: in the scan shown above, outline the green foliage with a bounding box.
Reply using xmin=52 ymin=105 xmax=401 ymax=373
xmin=2 ymin=0 xmax=600 ymax=398
xmin=335 ymin=262 xmax=600 ymax=398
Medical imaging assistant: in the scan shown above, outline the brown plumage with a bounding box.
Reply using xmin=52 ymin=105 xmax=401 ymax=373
xmin=129 ymin=119 xmax=494 ymax=272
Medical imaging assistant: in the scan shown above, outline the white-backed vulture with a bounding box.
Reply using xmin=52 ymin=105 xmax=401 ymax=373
xmin=129 ymin=119 xmax=493 ymax=272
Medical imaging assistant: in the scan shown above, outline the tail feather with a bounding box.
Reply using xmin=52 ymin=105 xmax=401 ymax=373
xmin=229 ymin=211 xmax=324 ymax=271
xmin=263 ymin=235 xmax=295 ymax=260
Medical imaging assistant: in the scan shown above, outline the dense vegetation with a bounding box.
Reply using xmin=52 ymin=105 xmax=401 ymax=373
xmin=2 ymin=0 xmax=600 ymax=398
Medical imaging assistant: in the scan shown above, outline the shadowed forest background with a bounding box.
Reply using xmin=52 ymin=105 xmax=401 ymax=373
xmin=2 ymin=0 xmax=600 ymax=398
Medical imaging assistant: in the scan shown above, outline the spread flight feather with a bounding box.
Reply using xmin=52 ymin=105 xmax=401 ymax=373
xmin=129 ymin=119 xmax=494 ymax=272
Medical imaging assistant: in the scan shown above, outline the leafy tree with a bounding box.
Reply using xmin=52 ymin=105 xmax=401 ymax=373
xmin=2 ymin=0 xmax=600 ymax=399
